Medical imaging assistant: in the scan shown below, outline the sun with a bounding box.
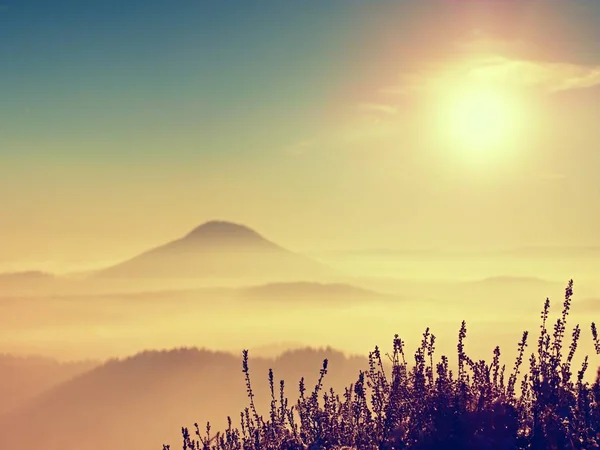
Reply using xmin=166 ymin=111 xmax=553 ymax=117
xmin=441 ymin=85 xmax=522 ymax=159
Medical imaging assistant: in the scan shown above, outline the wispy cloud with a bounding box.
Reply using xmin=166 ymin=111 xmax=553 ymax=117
xmin=465 ymin=57 xmax=600 ymax=93
xmin=454 ymin=29 xmax=531 ymax=56
xmin=357 ymin=103 xmax=398 ymax=115
xmin=379 ymin=30 xmax=600 ymax=96
xmin=381 ymin=55 xmax=600 ymax=96
xmin=283 ymin=140 xmax=315 ymax=155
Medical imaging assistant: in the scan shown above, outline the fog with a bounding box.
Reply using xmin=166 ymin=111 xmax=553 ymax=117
xmin=2 ymin=255 xmax=599 ymax=362
xmin=1 ymin=223 xmax=599 ymax=450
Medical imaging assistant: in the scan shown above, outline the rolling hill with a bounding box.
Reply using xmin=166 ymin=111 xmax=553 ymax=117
xmin=0 ymin=347 xmax=367 ymax=450
xmin=0 ymin=355 xmax=97 ymax=415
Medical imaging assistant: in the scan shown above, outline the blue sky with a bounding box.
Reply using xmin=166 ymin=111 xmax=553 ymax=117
xmin=0 ymin=1 xmax=362 ymax=162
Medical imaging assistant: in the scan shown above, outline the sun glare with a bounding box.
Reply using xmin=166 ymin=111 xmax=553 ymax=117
xmin=440 ymin=85 xmax=523 ymax=161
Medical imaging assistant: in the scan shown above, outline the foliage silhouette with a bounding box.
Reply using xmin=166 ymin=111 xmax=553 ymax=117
xmin=165 ymin=279 xmax=600 ymax=450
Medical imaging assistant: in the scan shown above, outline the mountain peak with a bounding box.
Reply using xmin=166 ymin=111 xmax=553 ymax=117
xmin=184 ymin=221 xmax=262 ymax=241
xmin=96 ymin=220 xmax=330 ymax=281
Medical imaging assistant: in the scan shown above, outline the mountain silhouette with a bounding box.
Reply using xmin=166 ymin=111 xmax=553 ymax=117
xmin=96 ymin=221 xmax=330 ymax=281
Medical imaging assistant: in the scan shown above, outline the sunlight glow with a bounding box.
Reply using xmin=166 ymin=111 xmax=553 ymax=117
xmin=443 ymin=86 xmax=521 ymax=158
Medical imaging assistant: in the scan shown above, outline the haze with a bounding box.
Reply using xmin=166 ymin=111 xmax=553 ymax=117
xmin=1 ymin=1 xmax=600 ymax=449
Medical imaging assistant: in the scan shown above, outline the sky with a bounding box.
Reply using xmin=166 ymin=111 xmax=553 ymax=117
xmin=1 ymin=0 xmax=600 ymax=272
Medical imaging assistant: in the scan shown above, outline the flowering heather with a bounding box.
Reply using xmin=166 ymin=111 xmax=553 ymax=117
xmin=165 ymin=279 xmax=600 ymax=450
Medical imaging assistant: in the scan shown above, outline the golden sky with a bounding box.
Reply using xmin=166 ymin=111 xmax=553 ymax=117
xmin=1 ymin=1 xmax=600 ymax=272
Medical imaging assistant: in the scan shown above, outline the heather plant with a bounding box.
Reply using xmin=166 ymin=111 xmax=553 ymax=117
xmin=165 ymin=279 xmax=600 ymax=450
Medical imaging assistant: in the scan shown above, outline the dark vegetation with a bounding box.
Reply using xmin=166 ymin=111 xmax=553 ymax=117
xmin=166 ymin=280 xmax=600 ymax=449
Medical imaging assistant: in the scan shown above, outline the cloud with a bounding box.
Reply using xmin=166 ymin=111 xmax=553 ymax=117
xmin=454 ymin=29 xmax=531 ymax=56
xmin=357 ymin=103 xmax=398 ymax=115
xmin=465 ymin=56 xmax=600 ymax=93
xmin=282 ymin=117 xmax=403 ymax=156
xmin=283 ymin=140 xmax=315 ymax=155
xmin=381 ymin=56 xmax=600 ymax=96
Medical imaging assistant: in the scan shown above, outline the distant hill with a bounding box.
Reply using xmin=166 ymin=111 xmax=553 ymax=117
xmin=576 ymin=297 xmax=600 ymax=312
xmin=315 ymin=246 xmax=600 ymax=261
xmin=0 ymin=271 xmax=54 ymax=281
xmin=0 ymin=271 xmax=60 ymax=297
xmin=496 ymin=246 xmax=600 ymax=259
xmin=469 ymin=276 xmax=558 ymax=287
xmin=0 ymin=271 xmax=55 ymax=289
xmin=0 ymin=347 xmax=367 ymax=450
xmin=0 ymin=354 xmax=97 ymax=415
xmin=51 ymin=281 xmax=383 ymax=301
xmin=96 ymin=221 xmax=331 ymax=282
xmin=242 ymin=281 xmax=387 ymax=300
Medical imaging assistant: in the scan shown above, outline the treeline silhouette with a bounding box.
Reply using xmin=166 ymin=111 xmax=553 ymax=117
xmin=0 ymin=354 xmax=96 ymax=415
xmin=167 ymin=280 xmax=600 ymax=450
xmin=0 ymin=347 xmax=367 ymax=450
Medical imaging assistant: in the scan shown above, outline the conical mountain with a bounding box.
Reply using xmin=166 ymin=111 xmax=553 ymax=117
xmin=97 ymin=221 xmax=328 ymax=281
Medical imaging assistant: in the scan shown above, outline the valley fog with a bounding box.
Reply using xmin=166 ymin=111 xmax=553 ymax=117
xmin=2 ymin=252 xmax=599 ymax=363
xmin=1 ymin=224 xmax=599 ymax=450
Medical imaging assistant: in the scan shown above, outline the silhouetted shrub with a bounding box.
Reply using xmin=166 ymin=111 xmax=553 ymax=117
xmin=165 ymin=279 xmax=600 ymax=449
